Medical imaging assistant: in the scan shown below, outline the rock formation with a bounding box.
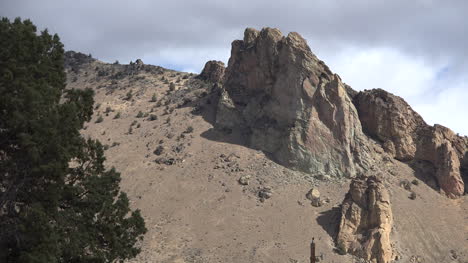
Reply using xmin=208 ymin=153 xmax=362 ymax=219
xmin=215 ymin=27 xmax=373 ymax=178
xmin=355 ymin=89 xmax=467 ymax=198
xmin=210 ymin=27 xmax=466 ymax=197
xmin=197 ymin=60 xmax=225 ymax=83
xmin=337 ymin=175 xmax=393 ymax=263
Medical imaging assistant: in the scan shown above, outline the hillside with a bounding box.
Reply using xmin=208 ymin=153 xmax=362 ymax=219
xmin=64 ymin=28 xmax=467 ymax=263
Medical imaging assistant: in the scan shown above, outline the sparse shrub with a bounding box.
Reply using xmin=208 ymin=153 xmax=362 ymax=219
xmin=182 ymin=75 xmax=189 ymax=79
xmin=97 ymin=70 xmax=108 ymax=77
xmin=114 ymin=112 xmax=121 ymax=119
xmin=149 ymin=114 xmax=157 ymax=121
xmin=113 ymin=60 xmax=119 ymax=64
xmin=103 ymin=144 xmax=110 ymax=150
xmin=409 ymin=191 xmax=417 ymax=200
xmin=95 ymin=103 xmax=101 ymax=110
xmin=184 ymin=126 xmax=194 ymax=133
xmin=128 ymin=126 xmax=133 ymax=134
xmin=131 ymin=120 xmax=138 ymax=126
xmin=169 ymin=82 xmax=176 ymax=91
xmin=136 ymin=123 xmax=141 ymax=128
xmin=143 ymin=112 xmax=149 ymax=118
xmin=105 ymin=106 xmax=112 ymax=113
xmin=124 ymin=90 xmax=133 ymax=101
xmin=95 ymin=116 xmax=104 ymax=123
xmin=136 ymin=111 xmax=144 ymax=118
xmin=111 ymin=142 xmax=120 ymax=147
xmin=411 ymin=179 xmax=419 ymax=186
xmin=150 ymin=93 xmax=157 ymax=102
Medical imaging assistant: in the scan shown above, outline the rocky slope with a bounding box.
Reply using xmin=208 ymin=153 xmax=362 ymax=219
xmin=64 ymin=27 xmax=468 ymax=263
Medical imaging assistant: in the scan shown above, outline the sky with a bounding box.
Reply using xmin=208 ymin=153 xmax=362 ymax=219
xmin=1 ymin=0 xmax=467 ymax=135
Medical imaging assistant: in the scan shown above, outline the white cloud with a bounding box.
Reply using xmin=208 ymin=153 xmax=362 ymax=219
xmin=320 ymin=47 xmax=467 ymax=135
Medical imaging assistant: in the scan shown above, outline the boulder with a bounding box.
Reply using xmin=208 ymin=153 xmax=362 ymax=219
xmin=238 ymin=175 xmax=251 ymax=185
xmin=306 ymin=188 xmax=321 ymax=207
xmin=336 ymin=175 xmax=393 ymax=263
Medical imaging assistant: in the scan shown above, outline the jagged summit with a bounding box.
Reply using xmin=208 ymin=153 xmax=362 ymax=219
xmin=215 ymin=27 xmax=373 ymax=179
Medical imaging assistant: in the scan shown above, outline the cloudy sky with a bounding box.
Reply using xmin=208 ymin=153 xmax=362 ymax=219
xmin=2 ymin=0 xmax=467 ymax=135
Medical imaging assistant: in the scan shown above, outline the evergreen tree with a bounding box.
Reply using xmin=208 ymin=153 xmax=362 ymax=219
xmin=0 ymin=17 xmax=146 ymax=263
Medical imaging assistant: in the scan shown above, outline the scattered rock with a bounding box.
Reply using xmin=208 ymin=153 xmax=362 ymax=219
xmin=153 ymin=145 xmax=164 ymax=155
xmin=238 ymin=175 xmax=251 ymax=185
xmin=155 ymin=157 xmax=177 ymax=165
xmin=336 ymin=175 xmax=393 ymax=263
xmin=399 ymin=179 xmax=412 ymax=191
xmin=258 ymin=187 xmax=273 ymax=201
xmin=306 ymin=188 xmax=321 ymax=207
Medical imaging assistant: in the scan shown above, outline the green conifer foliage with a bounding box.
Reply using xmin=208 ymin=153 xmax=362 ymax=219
xmin=0 ymin=17 xmax=146 ymax=263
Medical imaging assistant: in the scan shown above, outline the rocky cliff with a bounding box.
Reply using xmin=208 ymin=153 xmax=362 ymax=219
xmin=207 ymin=27 xmax=467 ymax=198
xmin=215 ymin=27 xmax=373 ymax=178
xmin=355 ymin=89 xmax=467 ymax=198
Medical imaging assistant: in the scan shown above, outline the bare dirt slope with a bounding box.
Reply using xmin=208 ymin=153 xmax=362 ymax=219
xmin=65 ymin=52 xmax=467 ymax=263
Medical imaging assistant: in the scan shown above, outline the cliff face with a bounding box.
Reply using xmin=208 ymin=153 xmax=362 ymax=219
xmin=208 ymin=27 xmax=467 ymax=198
xmin=355 ymin=89 xmax=467 ymax=198
xmin=215 ymin=28 xmax=373 ymax=178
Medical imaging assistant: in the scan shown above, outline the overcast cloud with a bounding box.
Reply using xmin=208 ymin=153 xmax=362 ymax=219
xmin=1 ymin=0 xmax=467 ymax=134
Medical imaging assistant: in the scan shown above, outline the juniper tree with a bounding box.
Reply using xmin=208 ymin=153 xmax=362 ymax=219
xmin=0 ymin=17 xmax=146 ymax=263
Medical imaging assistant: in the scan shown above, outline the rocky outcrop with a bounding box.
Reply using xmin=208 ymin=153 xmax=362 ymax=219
xmin=354 ymin=89 xmax=426 ymax=161
xmin=337 ymin=175 xmax=393 ymax=263
xmin=355 ymin=89 xmax=467 ymax=198
xmin=215 ymin=27 xmax=373 ymax=177
xmin=197 ymin=60 xmax=225 ymax=83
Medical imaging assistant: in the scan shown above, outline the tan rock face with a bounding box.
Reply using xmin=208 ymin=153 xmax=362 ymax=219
xmin=197 ymin=60 xmax=225 ymax=83
xmin=356 ymin=89 xmax=467 ymax=198
xmin=337 ymin=175 xmax=393 ymax=263
xmin=216 ymin=27 xmax=372 ymax=177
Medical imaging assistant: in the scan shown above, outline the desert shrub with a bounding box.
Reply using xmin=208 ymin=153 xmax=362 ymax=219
xmin=184 ymin=126 xmax=194 ymax=133
xmin=95 ymin=116 xmax=104 ymax=123
xmin=136 ymin=111 xmax=144 ymax=118
xmin=124 ymin=90 xmax=133 ymax=100
xmin=169 ymin=82 xmax=176 ymax=91
xmin=148 ymin=114 xmax=157 ymax=121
